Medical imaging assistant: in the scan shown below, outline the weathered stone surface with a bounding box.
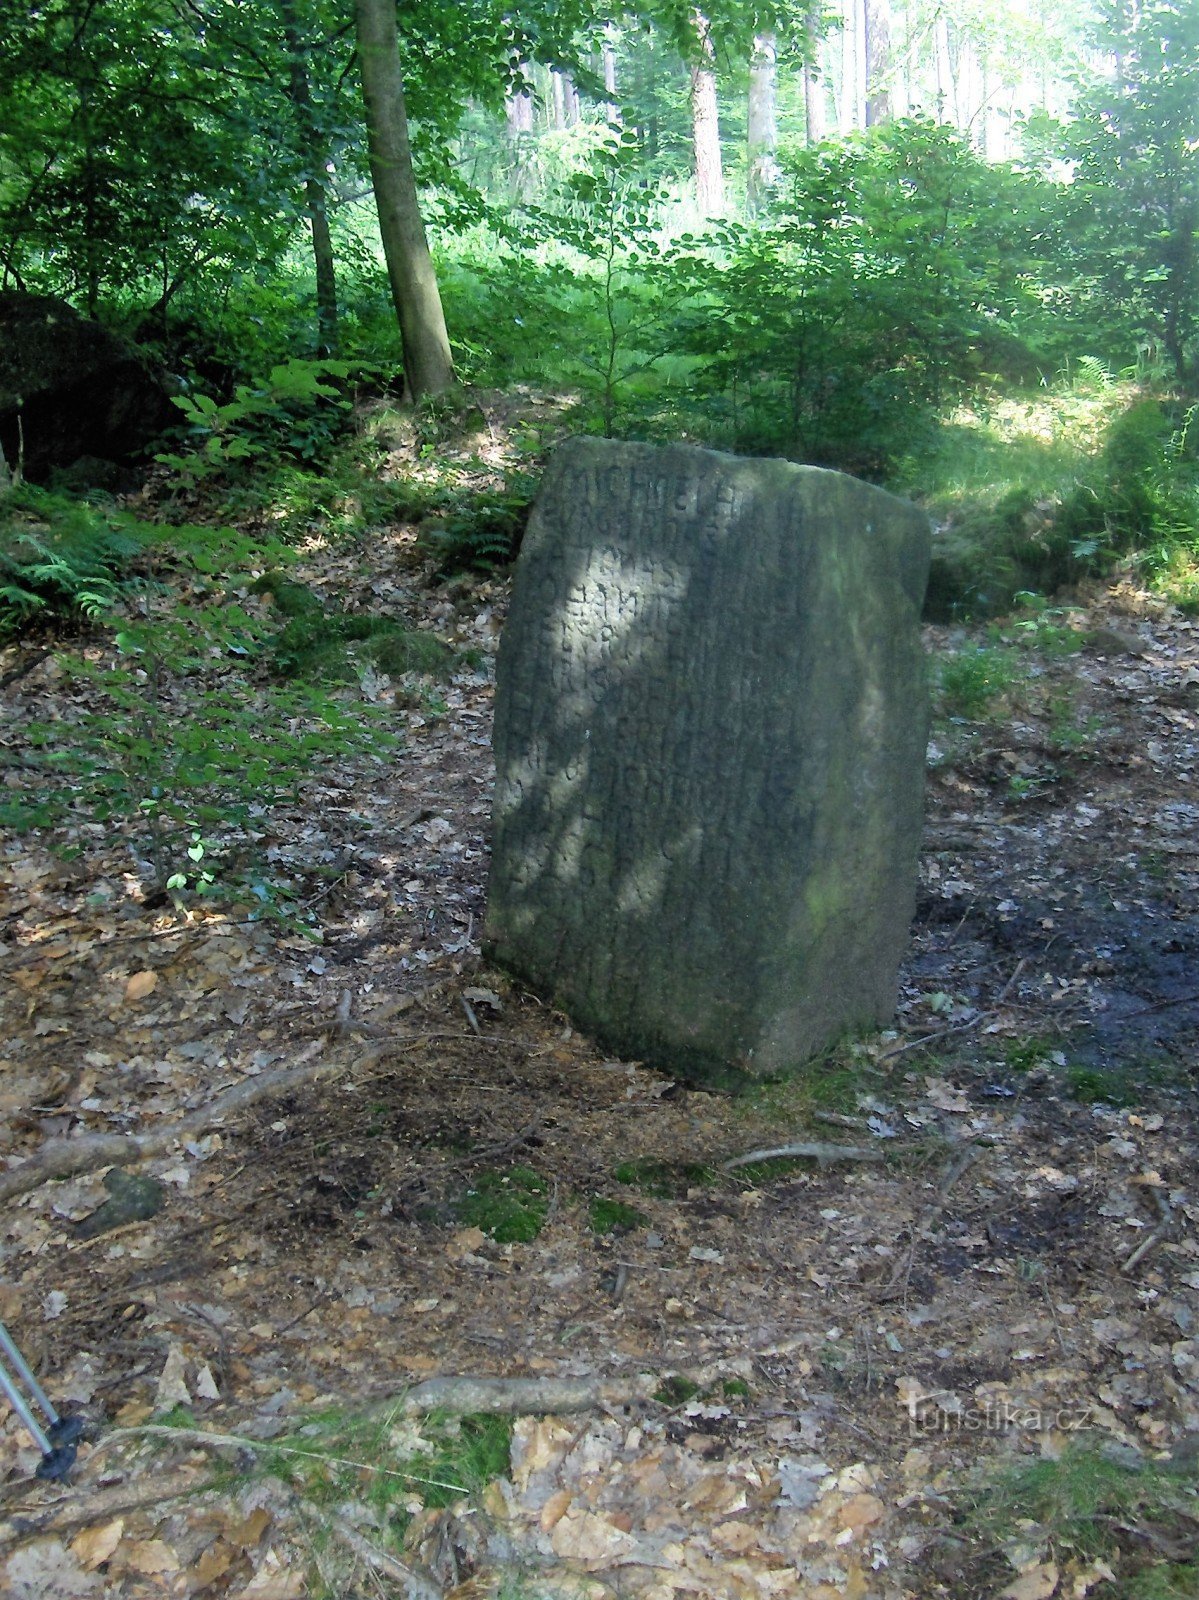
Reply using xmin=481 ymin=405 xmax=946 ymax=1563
xmin=0 ymin=292 xmax=175 ymax=480
xmin=486 ymin=438 xmax=930 ymax=1086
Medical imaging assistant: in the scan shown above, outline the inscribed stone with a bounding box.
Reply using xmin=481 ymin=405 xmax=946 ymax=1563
xmin=485 ymin=438 xmax=930 ymax=1085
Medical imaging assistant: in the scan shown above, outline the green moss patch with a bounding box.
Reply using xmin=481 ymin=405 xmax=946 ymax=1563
xmin=588 ymin=1196 xmax=648 ymax=1235
xmin=454 ymin=1165 xmax=549 ymax=1243
xmin=612 ymin=1159 xmax=717 ymax=1199
xmin=251 ymin=570 xmax=456 ymax=684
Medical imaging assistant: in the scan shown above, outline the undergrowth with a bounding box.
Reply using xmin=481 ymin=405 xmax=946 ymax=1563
xmin=0 ymin=487 xmax=149 ymax=637
xmin=905 ymin=383 xmax=1199 ymax=618
xmin=959 ymin=1443 xmax=1199 ymax=1596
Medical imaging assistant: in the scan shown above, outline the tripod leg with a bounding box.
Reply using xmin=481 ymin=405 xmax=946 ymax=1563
xmin=0 ymin=1352 xmax=53 ymax=1456
xmin=0 ymin=1319 xmax=58 ymax=1424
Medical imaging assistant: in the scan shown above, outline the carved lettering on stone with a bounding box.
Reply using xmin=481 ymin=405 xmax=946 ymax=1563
xmin=486 ymin=438 xmax=931 ymax=1086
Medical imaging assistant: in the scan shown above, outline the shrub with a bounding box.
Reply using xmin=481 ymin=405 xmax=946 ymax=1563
xmin=0 ymin=487 xmax=146 ymax=638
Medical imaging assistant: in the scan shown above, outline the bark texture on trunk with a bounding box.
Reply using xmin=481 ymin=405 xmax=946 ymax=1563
xmin=803 ymin=1 xmax=826 ymax=144
xmin=279 ymin=0 xmax=339 ymax=354
xmin=747 ymin=31 xmax=779 ymax=216
xmin=354 ymin=0 xmax=454 ymax=399
xmin=864 ymin=0 xmax=892 ymax=126
xmin=603 ymin=28 xmax=619 ymax=120
xmin=506 ymin=88 xmax=534 ymax=134
xmin=689 ymin=11 xmax=723 ymax=218
xmin=934 ymin=13 xmax=956 ymax=125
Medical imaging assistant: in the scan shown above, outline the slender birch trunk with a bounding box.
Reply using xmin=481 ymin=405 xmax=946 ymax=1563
xmin=746 ymin=31 xmax=779 ymax=216
xmin=689 ymin=10 xmax=724 ymax=217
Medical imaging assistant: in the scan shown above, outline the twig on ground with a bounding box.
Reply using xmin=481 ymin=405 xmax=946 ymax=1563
xmin=879 ymin=1012 xmax=997 ymax=1062
xmin=812 ymin=1112 xmax=868 ymax=1131
xmin=361 ymin=1374 xmax=657 ymax=1418
xmin=880 ymin=962 xmax=1026 ymax=1065
xmin=1121 ymin=1185 xmax=1179 ymax=1275
xmin=1123 ymin=992 xmax=1199 ymax=1018
xmin=723 ymin=1142 xmax=885 ymax=1172
xmin=395 ymin=1119 xmax=542 ymax=1193
xmin=0 ymin=1467 xmax=210 ymax=1545
xmin=0 ymin=1040 xmax=367 ymax=1203
xmin=460 ymin=995 xmax=482 ymax=1037
xmin=874 ymin=1142 xmax=985 ymax=1303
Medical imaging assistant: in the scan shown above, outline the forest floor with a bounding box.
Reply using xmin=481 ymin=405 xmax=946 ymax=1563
xmin=1 ymin=399 xmax=1198 ymax=1600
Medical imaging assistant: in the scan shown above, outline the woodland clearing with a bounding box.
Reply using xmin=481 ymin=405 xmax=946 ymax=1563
xmin=1 ymin=401 xmax=1198 ymax=1600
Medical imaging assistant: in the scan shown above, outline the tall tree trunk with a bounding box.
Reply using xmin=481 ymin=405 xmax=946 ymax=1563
xmin=506 ymin=87 xmax=534 ymax=135
xmin=803 ymin=2 xmax=826 ymax=144
xmin=505 ymin=81 xmax=534 ymax=203
xmin=746 ymin=31 xmax=779 ymax=216
xmin=603 ymin=25 xmax=619 ymax=121
xmin=836 ymin=0 xmax=862 ymax=133
xmin=689 ymin=11 xmax=723 ymax=217
xmin=933 ymin=12 xmax=956 ymax=126
xmin=354 ymin=0 xmax=454 ymax=399
xmin=279 ymin=0 xmax=339 ymax=355
xmin=550 ymin=70 xmax=568 ymax=130
xmin=958 ymin=37 xmax=983 ymax=148
xmin=864 ymin=0 xmax=892 ymax=126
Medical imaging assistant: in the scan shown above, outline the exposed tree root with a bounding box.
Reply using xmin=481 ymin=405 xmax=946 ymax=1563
xmin=0 ymin=1042 xmax=361 ymax=1204
xmin=723 ymin=1142 xmax=885 ymax=1171
xmin=0 ymin=1466 xmax=209 ymax=1544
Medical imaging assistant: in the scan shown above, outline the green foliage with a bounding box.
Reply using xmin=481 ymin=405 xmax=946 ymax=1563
xmin=961 ymin=1444 xmax=1199 ymax=1585
xmin=664 ymin=121 xmax=1050 ymax=473
xmin=654 ymin=1376 xmax=701 ymax=1406
xmin=1003 ymin=1037 xmax=1056 ymax=1073
xmin=1054 ymin=399 xmax=1199 ymax=577
xmin=937 ymin=647 xmax=1018 ymax=720
xmin=588 ymin=1196 xmax=648 ymax=1235
xmin=416 ymin=470 xmax=539 ymax=573
xmin=612 ymin=1160 xmax=716 ymax=1198
xmin=0 ymin=487 xmax=147 ymax=638
xmin=1 ymin=514 xmax=403 ymax=922
xmin=738 ymin=1047 xmax=868 ymax=1124
xmin=455 ymin=1166 xmax=549 ymax=1243
xmin=1049 ymin=0 xmax=1199 ymax=390
xmin=249 ymin=571 xmax=457 ymax=685
xmin=538 ymin=130 xmax=677 ymax=438
xmin=992 ymin=598 xmax=1087 ymax=658
xmin=255 ymin=1406 xmax=512 ymax=1539
xmin=157 ymin=360 xmax=361 ymax=486
xmin=910 ymin=385 xmax=1199 ymax=617
xmin=1064 ymin=1063 xmax=1142 ymax=1107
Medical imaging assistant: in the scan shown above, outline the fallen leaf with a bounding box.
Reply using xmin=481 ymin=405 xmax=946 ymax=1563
xmin=709 ymin=1520 xmax=760 ymax=1554
xmin=228 ymin=1508 xmax=273 ymax=1549
xmin=1001 ymin=1563 xmax=1059 ymax=1600
xmin=540 ymin=1489 xmax=573 ymax=1532
xmin=232 ymin=1552 xmax=305 ymax=1599
xmin=123 ymin=1540 xmax=179 ymax=1576
xmin=1 ymin=1537 xmax=102 ymax=1597
xmin=839 ymin=1492 xmax=886 ymax=1533
xmin=550 ymin=1508 xmax=644 ymax=1569
xmin=70 ymin=1521 xmax=124 ymax=1571
xmin=193 ymin=1542 xmax=237 ymax=1586
xmin=124 ymin=970 xmax=158 ymax=1002
xmin=154 ymin=1343 xmax=191 ymax=1409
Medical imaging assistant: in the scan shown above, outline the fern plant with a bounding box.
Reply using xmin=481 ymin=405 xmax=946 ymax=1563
xmin=0 ymin=488 xmax=147 ymax=638
xmin=417 ymin=470 xmax=538 ymax=573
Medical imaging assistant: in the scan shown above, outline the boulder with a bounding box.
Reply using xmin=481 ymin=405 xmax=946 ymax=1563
xmin=485 ymin=438 xmax=931 ymax=1087
xmin=0 ymin=292 xmax=174 ymax=481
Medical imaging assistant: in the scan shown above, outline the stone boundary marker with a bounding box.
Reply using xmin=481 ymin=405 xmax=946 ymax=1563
xmin=486 ymin=438 xmax=931 ymax=1087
